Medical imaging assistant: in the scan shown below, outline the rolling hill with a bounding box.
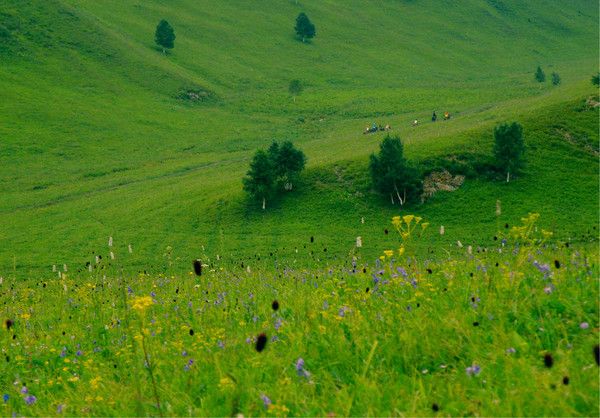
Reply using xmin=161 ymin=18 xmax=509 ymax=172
xmin=0 ymin=0 xmax=598 ymax=277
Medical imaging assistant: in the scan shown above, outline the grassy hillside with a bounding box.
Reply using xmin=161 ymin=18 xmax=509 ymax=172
xmin=0 ymin=0 xmax=598 ymax=277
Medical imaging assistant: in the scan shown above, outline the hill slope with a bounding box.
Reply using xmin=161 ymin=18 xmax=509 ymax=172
xmin=0 ymin=0 xmax=598 ymax=276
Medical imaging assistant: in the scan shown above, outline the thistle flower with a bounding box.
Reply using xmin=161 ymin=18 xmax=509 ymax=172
xmin=193 ymin=260 xmax=202 ymax=276
xmin=544 ymin=353 xmax=554 ymax=368
xmin=580 ymin=322 xmax=589 ymax=329
xmin=255 ymin=333 xmax=267 ymax=352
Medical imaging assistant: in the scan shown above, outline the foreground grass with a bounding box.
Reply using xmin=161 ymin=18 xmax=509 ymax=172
xmin=1 ymin=217 xmax=598 ymax=416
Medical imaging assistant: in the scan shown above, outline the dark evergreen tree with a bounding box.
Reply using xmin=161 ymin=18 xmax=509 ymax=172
xmin=155 ymin=20 xmax=175 ymax=54
xmin=551 ymin=72 xmax=561 ymax=86
xmin=534 ymin=66 xmax=546 ymax=82
xmin=592 ymin=73 xmax=599 ymax=86
xmin=493 ymin=122 xmax=525 ymax=182
xmin=243 ymin=150 xmax=276 ymax=210
xmin=369 ymin=135 xmax=422 ymax=205
xmin=269 ymin=141 xmax=306 ymax=191
xmin=294 ymin=13 xmax=316 ymax=43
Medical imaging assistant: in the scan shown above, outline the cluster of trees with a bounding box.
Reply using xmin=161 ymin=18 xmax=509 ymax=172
xmin=535 ymin=66 xmax=560 ymax=86
xmin=243 ymin=125 xmax=525 ymax=210
xmin=153 ymin=13 xmax=315 ymax=55
xmin=243 ymin=141 xmax=306 ymax=209
xmin=368 ymin=123 xmax=525 ymax=206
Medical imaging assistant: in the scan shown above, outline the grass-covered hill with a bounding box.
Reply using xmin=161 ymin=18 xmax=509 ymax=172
xmin=0 ymin=0 xmax=598 ymax=277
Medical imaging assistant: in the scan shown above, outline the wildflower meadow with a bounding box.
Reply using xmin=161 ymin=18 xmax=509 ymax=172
xmin=1 ymin=214 xmax=598 ymax=416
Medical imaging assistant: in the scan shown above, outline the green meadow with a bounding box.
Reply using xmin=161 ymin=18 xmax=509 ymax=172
xmin=0 ymin=0 xmax=598 ymax=416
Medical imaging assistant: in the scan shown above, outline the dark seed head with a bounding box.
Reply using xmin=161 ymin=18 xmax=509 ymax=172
xmin=554 ymin=260 xmax=560 ymax=269
xmin=362 ymin=268 xmax=367 ymax=273
xmin=310 ymin=236 xmax=314 ymax=243
xmin=255 ymin=333 xmax=267 ymax=352
xmin=5 ymin=319 xmax=13 ymax=330
xmin=426 ymin=268 xmax=432 ymax=274
xmin=544 ymin=353 xmax=554 ymax=368
xmin=365 ymin=287 xmax=369 ymax=293
xmin=432 ymin=403 xmax=439 ymax=412
xmin=594 ymin=344 xmax=599 ymax=366
xmin=562 ymin=376 xmax=569 ymax=385
xmin=384 ymin=229 xmax=388 ymax=235
xmin=193 ymin=259 xmax=202 ymax=276
xmin=505 ymin=223 xmax=509 ymax=229
xmin=271 ymin=300 xmax=279 ymax=311
xmin=473 ymin=321 xmax=479 ymax=327
xmin=493 ymin=236 xmax=498 ymax=241
xmin=189 ymin=329 xmax=194 ymax=336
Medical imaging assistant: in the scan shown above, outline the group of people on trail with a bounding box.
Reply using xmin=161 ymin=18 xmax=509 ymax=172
xmin=364 ymin=110 xmax=452 ymax=133
xmin=412 ymin=111 xmax=451 ymax=127
xmin=431 ymin=110 xmax=451 ymax=122
xmin=364 ymin=123 xmax=391 ymax=134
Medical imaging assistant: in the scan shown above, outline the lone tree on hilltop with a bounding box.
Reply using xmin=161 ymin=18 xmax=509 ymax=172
xmin=288 ymin=79 xmax=303 ymax=102
xmin=493 ymin=122 xmax=525 ymax=182
xmin=243 ymin=150 xmax=276 ymax=210
xmin=155 ymin=20 xmax=175 ymax=54
xmin=534 ymin=66 xmax=546 ymax=83
xmin=268 ymin=140 xmax=306 ymax=191
xmin=295 ymin=12 xmax=315 ymax=43
xmin=369 ymin=135 xmax=422 ymax=206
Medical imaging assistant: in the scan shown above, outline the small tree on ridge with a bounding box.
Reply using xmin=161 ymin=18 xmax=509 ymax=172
xmin=295 ymin=13 xmax=315 ymax=43
xmin=155 ymin=20 xmax=175 ymax=54
xmin=493 ymin=122 xmax=525 ymax=182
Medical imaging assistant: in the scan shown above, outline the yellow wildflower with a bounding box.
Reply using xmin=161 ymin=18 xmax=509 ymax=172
xmin=130 ymin=296 xmax=154 ymax=313
xmin=21 ymin=313 xmax=31 ymax=320
xmin=421 ymin=222 xmax=429 ymax=230
xmin=402 ymin=214 xmax=415 ymax=225
xmin=398 ymin=246 xmax=405 ymax=256
xmin=383 ymin=250 xmax=394 ymax=258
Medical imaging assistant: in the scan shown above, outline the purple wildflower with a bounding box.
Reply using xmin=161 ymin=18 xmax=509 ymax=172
xmin=20 ymin=386 xmax=28 ymax=394
xmin=466 ymin=364 xmax=481 ymax=376
xmin=184 ymin=359 xmax=194 ymax=371
xmin=57 ymin=404 xmax=65 ymax=413
xmin=580 ymin=322 xmax=589 ymax=329
xmin=217 ymin=340 xmax=225 ymax=349
xmin=295 ymin=357 xmax=311 ymax=378
xmin=274 ymin=318 xmax=283 ymax=331
xmin=24 ymin=395 xmax=36 ymax=405
xmin=76 ymin=350 xmax=82 ymax=356
xmin=506 ymin=347 xmax=516 ymax=354
xmin=260 ymin=394 xmax=272 ymax=409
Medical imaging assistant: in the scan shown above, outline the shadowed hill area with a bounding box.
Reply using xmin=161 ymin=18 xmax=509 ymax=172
xmin=0 ymin=0 xmax=597 ymax=277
